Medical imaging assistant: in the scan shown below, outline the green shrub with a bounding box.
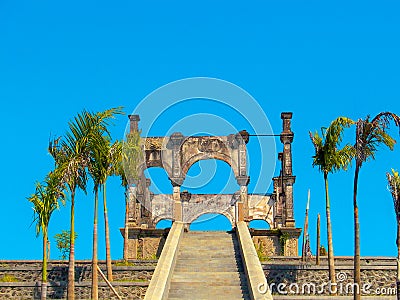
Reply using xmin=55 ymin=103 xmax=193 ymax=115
xmin=0 ymin=274 xmax=18 ymax=282
xmin=256 ymin=243 xmax=269 ymax=261
xmin=114 ymin=260 xmax=135 ymax=266
xmin=319 ymin=245 xmax=327 ymax=256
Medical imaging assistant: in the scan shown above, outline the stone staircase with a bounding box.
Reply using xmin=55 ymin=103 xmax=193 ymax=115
xmin=167 ymin=231 xmax=250 ymax=300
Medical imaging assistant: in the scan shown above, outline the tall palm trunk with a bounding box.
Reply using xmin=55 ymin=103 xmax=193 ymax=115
xmin=353 ymin=164 xmax=361 ymax=300
xmin=41 ymin=230 xmax=48 ymax=300
xmin=324 ymin=172 xmax=336 ymax=293
xmin=92 ymin=187 xmax=99 ymax=300
xmin=103 ymin=183 xmax=113 ymax=281
xmin=123 ymin=186 xmax=129 ymax=260
xmin=67 ymin=189 xmax=75 ymax=300
xmin=397 ymin=220 xmax=400 ymax=300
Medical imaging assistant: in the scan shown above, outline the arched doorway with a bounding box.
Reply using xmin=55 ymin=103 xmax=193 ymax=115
xmin=249 ymin=219 xmax=271 ymax=230
xmin=189 ymin=213 xmax=232 ymax=231
xmin=155 ymin=219 xmax=173 ymax=229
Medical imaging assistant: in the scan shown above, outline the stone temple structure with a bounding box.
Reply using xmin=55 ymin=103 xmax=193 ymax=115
xmin=121 ymin=113 xmax=301 ymax=259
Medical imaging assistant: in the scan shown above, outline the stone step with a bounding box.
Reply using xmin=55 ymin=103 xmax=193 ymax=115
xmin=168 ymin=285 xmax=248 ymax=293
xmin=175 ymin=260 xmax=241 ymax=266
xmin=177 ymin=251 xmax=239 ymax=255
xmin=170 ymin=281 xmax=246 ymax=287
xmin=168 ymin=286 xmax=250 ymax=299
xmin=181 ymin=238 xmax=234 ymax=242
xmin=175 ymin=264 xmax=243 ymax=268
xmin=179 ymin=244 xmax=235 ymax=248
xmin=174 ymin=267 xmax=244 ymax=273
xmin=171 ymin=271 xmax=245 ymax=283
xmin=178 ymin=246 xmax=236 ymax=250
xmin=177 ymin=255 xmax=237 ymax=259
xmin=167 ymin=231 xmax=248 ymax=300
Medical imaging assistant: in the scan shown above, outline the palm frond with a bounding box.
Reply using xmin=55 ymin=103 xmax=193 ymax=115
xmin=355 ymin=112 xmax=400 ymax=165
xmin=28 ymin=171 xmax=66 ymax=237
xmin=325 ymin=117 xmax=354 ymax=147
xmin=387 ymin=169 xmax=400 ymax=218
xmin=48 ymin=107 xmax=124 ymax=194
xmin=309 ymin=116 xmax=355 ymax=174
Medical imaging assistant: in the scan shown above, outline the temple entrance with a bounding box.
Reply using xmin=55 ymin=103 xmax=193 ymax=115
xmin=121 ymin=113 xmax=301 ymax=259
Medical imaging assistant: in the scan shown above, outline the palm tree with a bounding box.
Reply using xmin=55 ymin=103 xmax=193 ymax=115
xmin=28 ymin=171 xmax=65 ymax=300
xmin=120 ymin=130 xmax=143 ymax=260
xmin=309 ymin=117 xmax=354 ymax=292
xmin=352 ymin=112 xmax=400 ymax=300
xmin=120 ymin=170 xmax=130 ymax=261
xmin=48 ymin=107 xmax=123 ymax=300
xmin=88 ymin=150 xmax=102 ymax=300
xmin=87 ymin=135 xmax=110 ymax=300
xmin=102 ymin=140 xmax=122 ymax=282
xmin=386 ymin=169 xmax=400 ymax=300
xmin=89 ymin=135 xmax=122 ymax=287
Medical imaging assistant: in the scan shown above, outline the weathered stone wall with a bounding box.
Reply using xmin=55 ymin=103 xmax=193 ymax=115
xmin=263 ymin=256 xmax=397 ymax=297
xmin=0 ymin=260 xmax=156 ymax=299
xmin=251 ymin=228 xmax=301 ymax=257
xmin=123 ymin=228 xmax=169 ymax=260
xmin=1 ymin=257 xmax=397 ymax=298
xmin=0 ymin=284 xmax=147 ymax=299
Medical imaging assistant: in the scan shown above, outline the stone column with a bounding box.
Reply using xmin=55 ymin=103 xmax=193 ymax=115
xmin=167 ymin=132 xmax=185 ymax=223
xmin=236 ymin=176 xmax=250 ymax=222
xmin=181 ymin=191 xmax=191 ymax=228
xmin=136 ymin=192 xmax=144 ymax=226
xmin=140 ymin=178 xmax=154 ymax=228
xmin=234 ymin=130 xmax=250 ymax=223
xmin=126 ymin=114 xmax=140 ymax=228
xmin=280 ymin=112 xmax=296 ymax=228
xmin=169 ymin=132 xmax=184 ymax=178
xmin=128 ymin=114 xmax=140 ymax=133
xmin=128 ymin=185 xmax=138 ymax=226
xmin=272 ymin=173 xmax=283 ymax=228
xmin=171 ymin=179 xmax=184 ymax=222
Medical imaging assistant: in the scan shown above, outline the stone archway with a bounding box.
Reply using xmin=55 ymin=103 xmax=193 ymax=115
xmin=122 ymin=113 xmax=301 ymax=259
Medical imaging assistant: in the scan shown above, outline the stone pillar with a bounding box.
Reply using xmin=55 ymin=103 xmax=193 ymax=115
xmin=136 ymin=192 xmax=144 ymax=227
xmin=128 ymin=114 xmax=140 ymax=133
xmin=234 ymin=130 xmax=250 ymax=223
xmin=280 ymin=113 xmax=293 ymax=176
xmin=140 ymin=178 xmax=154 ymax=228
xmin=280 ymin=112 xmax=296 ymax=228
xmin=167 ymin=132 xmax=185 ymax=223
xmin=237 ymin=130 xmax=249 ymax=177
xmin=181 ymin=191 xmax=191 ymax=227
xmin=172 ymin=181 xmax=183 ymax=222
xmin=280 ymin=228 xmax=302 ymax=256
xmin=169 ymin=132 xmax=184 ymax=179
xmin=128 ymin=185 xmax=138 ymax=226
xmin=236 ymin=176 xmax=250 ymax=222
xmin=272 ymin=174 xmax=283 ymax=228
xmin=126 ymin=113 xmax=141 ymax=229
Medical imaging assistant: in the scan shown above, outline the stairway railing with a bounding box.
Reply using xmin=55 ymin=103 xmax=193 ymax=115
xmin=236 ymin=221 xmax=274 ymax=300
xmin=144 ymin=221 xmax=184 ymax=300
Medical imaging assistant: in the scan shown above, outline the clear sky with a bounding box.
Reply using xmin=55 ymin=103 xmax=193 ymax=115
xmin=1 ymin=1 xmax=400 ymax=260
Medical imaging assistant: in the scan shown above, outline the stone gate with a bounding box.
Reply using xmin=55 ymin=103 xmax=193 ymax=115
xmin=121 ymin=113 xmax=301 ymax=259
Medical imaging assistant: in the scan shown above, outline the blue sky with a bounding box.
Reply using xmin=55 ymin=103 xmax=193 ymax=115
xmin=1 ymin=1 xmax=400 ymax=260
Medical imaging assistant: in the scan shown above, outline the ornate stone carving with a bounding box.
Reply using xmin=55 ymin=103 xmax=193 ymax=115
xmin=144 ymin=137 xmax=164 ymax=150
xmin=197 ymin=137 xmax=226 ymax=153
